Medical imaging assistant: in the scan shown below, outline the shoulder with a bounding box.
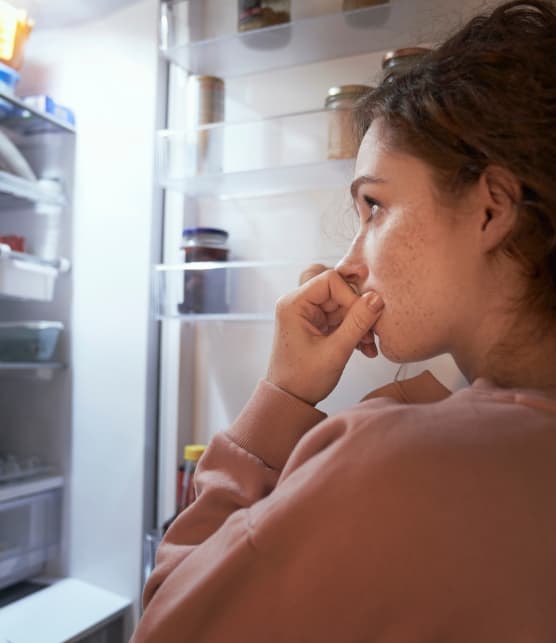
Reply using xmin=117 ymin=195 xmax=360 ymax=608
xmin=280 ymin=383 xmax=553 ymax=489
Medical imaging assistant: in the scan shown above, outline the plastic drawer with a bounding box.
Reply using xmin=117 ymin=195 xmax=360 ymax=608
xmin=0 ymin=488 xmax=61 ymax=591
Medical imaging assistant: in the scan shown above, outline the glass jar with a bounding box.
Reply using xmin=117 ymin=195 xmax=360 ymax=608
xmin=179 ymin=227 xmax=229 ymax=315
xmin=325 ymin=84 xmax=373 ymax=160
xmin=186 ymin=75 xmax=225 ymax=175
xmin=381 ymin=47 xmax=431 ymax=82
xmin=238 ymin=1 xmax=291 ymax=32
xmin=343 ymin=0 xmax=389 ymax=9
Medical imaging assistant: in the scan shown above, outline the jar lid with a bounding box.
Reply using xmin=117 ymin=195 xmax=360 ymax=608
xmin=189 ymin=75 xmax=224 ymax=86
xmin=182 ymin=227 xmax=229 ymax=240
xmin=326 ymin=84 xmax=373 ymax=99
xmin=382 ymin=47 xmax=430 ymax=69
xmin=184 ymin=444 xmax=206 ymax=461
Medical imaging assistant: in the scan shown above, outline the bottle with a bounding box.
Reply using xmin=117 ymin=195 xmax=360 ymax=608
xmin=163 ymin=444 xmax=207 ymax=534
xmin=179 ymin=227 xmax=230 ymax=315
xmin=178 ymin=445 xmax=207 ymax=512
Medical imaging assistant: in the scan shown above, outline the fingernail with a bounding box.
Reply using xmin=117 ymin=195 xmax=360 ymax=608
xmin=366 ymin=292 xmax=384 ymax=312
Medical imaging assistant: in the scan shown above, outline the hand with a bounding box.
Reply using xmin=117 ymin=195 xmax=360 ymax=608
xmin=267 ymin=269 xmax=384 ymax=405
xmin=298 ymin=263 xmax=378 ymax=360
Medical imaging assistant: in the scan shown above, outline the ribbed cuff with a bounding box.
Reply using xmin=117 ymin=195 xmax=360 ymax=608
xmin=227 ymin=380 xmax=328 ymax=472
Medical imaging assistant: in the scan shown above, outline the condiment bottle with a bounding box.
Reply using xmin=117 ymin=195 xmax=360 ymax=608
xmin=381 ymin=47 xmax=431 ymax=82
xmin=179 ymin=227 xmax=230 ymax=315
xmin=178 ymin=444 xmax=207 ymax=512
xmin=325 ymin=84 xmax=373 ymax=159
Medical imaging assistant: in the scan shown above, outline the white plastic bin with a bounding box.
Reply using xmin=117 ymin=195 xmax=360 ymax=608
xmin=0 ymin=488 xmax=62 ymax=590
xmin=0 ymin=256 xmax=58 ymax=301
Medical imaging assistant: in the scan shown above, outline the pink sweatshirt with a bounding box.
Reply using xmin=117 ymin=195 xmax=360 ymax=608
xmin=131 ymin=372 xmax=556 ymax=642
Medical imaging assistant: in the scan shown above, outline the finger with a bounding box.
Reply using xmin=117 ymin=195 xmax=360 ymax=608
xmin=358 ymin=341 xmax=378 ymax=358
xmin=300 ymin=269 xmax=359 ymax=310
xmin=298 ymin=263 xmax=329 ymax=286
xmin=336 ymin=292 xmax=384 ymax=354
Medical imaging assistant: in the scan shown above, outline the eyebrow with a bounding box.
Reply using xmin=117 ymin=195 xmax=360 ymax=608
xmin=350 ymin=175 xmax=387 ymax=199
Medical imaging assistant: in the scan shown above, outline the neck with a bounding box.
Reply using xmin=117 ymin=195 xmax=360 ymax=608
xmin=454 ymin=315 xmax=556 ymax=397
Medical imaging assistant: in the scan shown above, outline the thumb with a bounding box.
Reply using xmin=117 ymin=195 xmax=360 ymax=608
xmin=336 ymin=292 xmax=384 ymax=352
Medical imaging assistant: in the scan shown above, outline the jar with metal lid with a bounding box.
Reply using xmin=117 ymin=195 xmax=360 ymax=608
xmin=179 ymin=227 xmax=230 ymax=314
xmin=381 ymin=47 xmax=431 ymax=82
xmin=325 ymin=84 xmax=373 ymax=160
xmin=343 ymin=0 xmax=389 ymax=10
xmin=186 ymin=75 xmax=225 ymax=175
xmin=238 ymin=1 xmax=290 ymax=32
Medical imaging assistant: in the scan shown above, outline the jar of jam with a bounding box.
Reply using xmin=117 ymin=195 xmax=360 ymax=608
xmin=179 ymin=227 xmax=229 ymax=314
xmin=325 ymin=84 xmax=373 ymax=159
xmin=381 ymin=47 xmax=431 ymax=82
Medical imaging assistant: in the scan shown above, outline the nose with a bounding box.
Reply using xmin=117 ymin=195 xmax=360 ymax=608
xmin=335 ymin=236 xmax=369 ymax=293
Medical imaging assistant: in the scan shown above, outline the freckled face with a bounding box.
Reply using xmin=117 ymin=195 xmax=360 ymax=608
xmin=336 ymin=119 xmax=479 ymax=363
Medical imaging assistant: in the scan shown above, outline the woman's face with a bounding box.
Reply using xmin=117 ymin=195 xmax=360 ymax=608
xmin=336 ymin=119 xmax=482 ymax=363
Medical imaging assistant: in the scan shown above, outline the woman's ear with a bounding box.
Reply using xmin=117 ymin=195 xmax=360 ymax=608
xmin=477 ymin=165 xmax=521 ymax=254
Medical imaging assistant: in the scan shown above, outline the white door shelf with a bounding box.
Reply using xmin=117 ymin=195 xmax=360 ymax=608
xmin=0 ymin=171 xmax=66 ymax=208
xmin=0 ymin=245 xmax=70 ymax=302
xmin=157 ymin=109 xmax=356 ymax=197
xmin=0 ymin=578 xmax=130 ymax=643
xmin=162 ymin=0 xmax=420 ymax=77
xmin=155 ymin=259 xmax=339 ymax=320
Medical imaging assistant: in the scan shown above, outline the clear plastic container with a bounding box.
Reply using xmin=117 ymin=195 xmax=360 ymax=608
xmin=0 ymin=322 xmax=63 ymax=362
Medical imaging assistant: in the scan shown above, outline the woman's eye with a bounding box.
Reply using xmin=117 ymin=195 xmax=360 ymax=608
xmin=363 ymin=196 xmax=381 ymax=220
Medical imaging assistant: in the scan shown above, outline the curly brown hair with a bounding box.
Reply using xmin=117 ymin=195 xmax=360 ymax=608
xmin=354 ymin=0 xmax=556 ymax=323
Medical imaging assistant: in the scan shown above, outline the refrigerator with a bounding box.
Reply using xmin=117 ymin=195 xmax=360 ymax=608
xmin=0 ymin=0 xmax=484 ymax=641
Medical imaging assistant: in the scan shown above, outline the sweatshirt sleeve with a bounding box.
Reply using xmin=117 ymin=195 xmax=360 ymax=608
xmin=137 ymin=380 xmax=327 ymax=617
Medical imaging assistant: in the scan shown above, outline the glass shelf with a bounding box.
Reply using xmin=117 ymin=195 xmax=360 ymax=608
xmin=162 ymin=1 xmax=418 ymax=77
xmin=0 ymin=90 xmax=75 ymax=136
xmin=157 ymin=109 xmax=355 ymax=197
xmin=155 ymin=259 xmax=338 ymax=320
xmin=0 ymin=172 xmax=65 ymax=208
xmin=0 ymin=474 xmax=63 ymax=504
xmin=0 ymin=361 xmax=64 ymax=371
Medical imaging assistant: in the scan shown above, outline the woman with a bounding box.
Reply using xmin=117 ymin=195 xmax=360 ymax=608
xmin=132 ymin=1 xmax=556 ymax=641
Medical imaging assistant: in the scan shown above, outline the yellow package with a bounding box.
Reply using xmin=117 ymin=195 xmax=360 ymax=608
xmin=0 ymin=1 xmax=33 ymax=70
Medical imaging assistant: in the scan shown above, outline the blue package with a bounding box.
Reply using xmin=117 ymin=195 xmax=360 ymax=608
xmin=22 ymin=94 xmax=76 ymax=126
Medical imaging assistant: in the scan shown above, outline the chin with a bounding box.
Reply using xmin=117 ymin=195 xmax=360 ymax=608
xmin=376 ymin=333 xmax=437 ymax=364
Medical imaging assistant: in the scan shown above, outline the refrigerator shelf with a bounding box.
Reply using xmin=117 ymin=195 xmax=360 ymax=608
xmin=0 ymin=474 xmax=63 ymax=504
xmin=161 ymin=0 xmax=419 ymax=77
xmin=157 ymin=109 xmax=355 ymax=198
xmin=0 ymin=245 xmax=70 ymax=301
xmin=0 ymin=171 xmax=66 ymax=208
xmin=0 ymin=89 xmax=76 ymax=136
xmin=155 ymin=259 xmax=339 ymax=320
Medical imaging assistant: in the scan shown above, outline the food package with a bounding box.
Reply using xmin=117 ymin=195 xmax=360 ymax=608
xmin=0 ymin=1 xmax=33 ymax=70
